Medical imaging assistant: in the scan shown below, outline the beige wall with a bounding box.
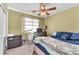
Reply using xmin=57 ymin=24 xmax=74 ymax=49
xmin=8 ymin=10 xmax=45 ymax=39
xmin=45 ymin=6 xmax=79 ymax=35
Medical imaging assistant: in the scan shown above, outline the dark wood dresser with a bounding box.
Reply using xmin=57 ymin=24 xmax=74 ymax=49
xmin=7 ymin=35 xmax=22 ymax=49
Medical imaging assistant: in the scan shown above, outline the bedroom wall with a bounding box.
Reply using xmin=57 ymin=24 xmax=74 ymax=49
xmin=8 ymin=10 xmax=45 ymax=39
xmin=45 ymin=6 xmax=79 ymax=35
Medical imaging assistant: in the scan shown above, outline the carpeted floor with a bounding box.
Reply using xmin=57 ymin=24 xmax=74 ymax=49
xmin=5 ymin=43 xmax=34 ymax=55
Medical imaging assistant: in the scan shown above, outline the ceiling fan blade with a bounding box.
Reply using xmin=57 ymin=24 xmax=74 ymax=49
xmin=46 ymin=7 xmax=56 ymax=11
xmin=44 ymin=12 xmax=49 ymax=15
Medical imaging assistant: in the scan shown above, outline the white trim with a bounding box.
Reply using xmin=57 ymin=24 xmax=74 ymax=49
xmin=0 ymin=3 xmax=7 ymax=14
xmin=8 ymin=7 xmax=44 ymax=18
xmin=0 ymin=4 xmax=8 ymax=54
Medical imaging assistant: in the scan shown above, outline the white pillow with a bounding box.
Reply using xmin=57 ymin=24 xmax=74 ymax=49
xmin=52 ymin=32 xmax=57 ymax=36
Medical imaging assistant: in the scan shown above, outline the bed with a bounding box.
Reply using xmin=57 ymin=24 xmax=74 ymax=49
xmin=33 ymin=37 xmax=79 ymax=55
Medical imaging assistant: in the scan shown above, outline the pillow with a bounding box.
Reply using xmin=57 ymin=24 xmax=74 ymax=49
xmin=51 ymin=32 xmax=71 ymax=40
xmin=56 ymin=32 xmax=62 ymax=38
xmin=60 ymin=33 xmax=71 ymax=40
xmin=55 ymin=32 xmax=71 ymax=40
xmin=60 ymin=34 xmax=70 ymax=40
xmin=52 ymin=32 xmax=57 ymax=36
xmin=70 ymin=33 xmax=79 ymax=39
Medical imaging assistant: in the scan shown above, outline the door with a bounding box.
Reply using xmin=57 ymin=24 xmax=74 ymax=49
xmin=0 ymin=6 xmax=7 ymax=54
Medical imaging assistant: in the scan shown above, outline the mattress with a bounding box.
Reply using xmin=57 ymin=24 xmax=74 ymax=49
xmin=34 ymin=37 xmax=79 ymax=55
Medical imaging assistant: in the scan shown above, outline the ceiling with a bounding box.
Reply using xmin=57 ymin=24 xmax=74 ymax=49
xmin=7 ymin=3 xmax=79 ymax=18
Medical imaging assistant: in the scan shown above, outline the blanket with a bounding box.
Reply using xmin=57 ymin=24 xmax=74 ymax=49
xmin=34 ymin=37 xmax=79 ymax=55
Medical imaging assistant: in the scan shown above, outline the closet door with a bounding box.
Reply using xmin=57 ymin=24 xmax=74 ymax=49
xmin=0 ymin=6 xmax=6 ymax=54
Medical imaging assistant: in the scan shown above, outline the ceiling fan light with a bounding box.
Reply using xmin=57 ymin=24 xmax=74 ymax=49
xmin=40 ymin=12 xmax=44 ymax=15
xmin=43 ymin=12 xmax=46 ymax=15
xmin=40 ymin=11 xmax=46 ymax=16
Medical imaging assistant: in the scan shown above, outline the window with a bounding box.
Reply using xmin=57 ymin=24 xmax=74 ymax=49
xmin=23 ymin=17 xmax=39 ymax=32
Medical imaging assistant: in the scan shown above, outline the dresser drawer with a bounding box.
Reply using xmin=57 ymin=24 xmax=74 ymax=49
xmin=7 ymin=35 xmax=22 ymax=49
xmin=8 ymin=41 xmax=22 ymax=49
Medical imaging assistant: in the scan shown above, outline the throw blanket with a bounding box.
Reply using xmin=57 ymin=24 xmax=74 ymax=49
xmin=34 ymin=37 xmax=79 ymax=55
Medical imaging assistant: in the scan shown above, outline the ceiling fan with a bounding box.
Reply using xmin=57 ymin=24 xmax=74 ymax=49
xmin=32 ymin=3 xmax=56 ymax=16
